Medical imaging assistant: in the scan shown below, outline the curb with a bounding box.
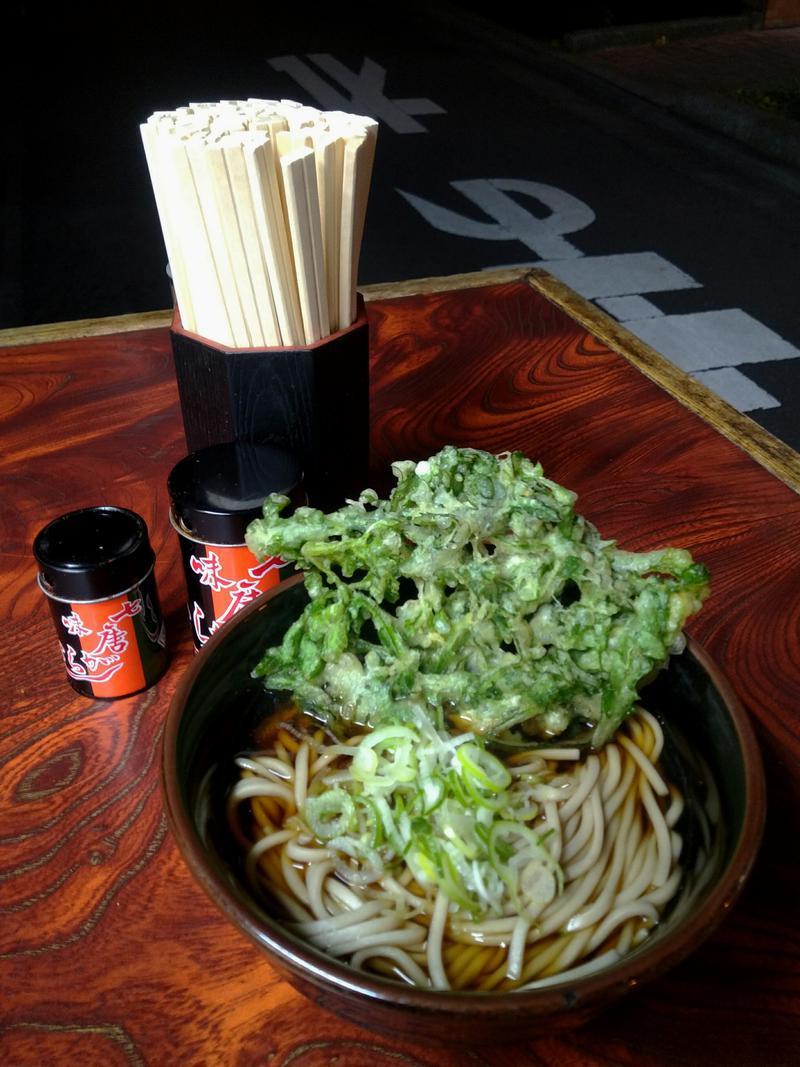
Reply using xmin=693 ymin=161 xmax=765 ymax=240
xmin=563 ymin=14 xmax=759 ymax=52
xmin=562 ymin=49 xmax=800 ymax=172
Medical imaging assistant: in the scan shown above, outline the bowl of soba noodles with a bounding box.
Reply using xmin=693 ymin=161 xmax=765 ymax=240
xmin=161 ymin=448 xmax=765 ymax=1044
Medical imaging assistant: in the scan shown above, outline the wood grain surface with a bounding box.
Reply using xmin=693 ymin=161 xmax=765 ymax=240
xmin=1 ymin=275 xmax=798 ymax=1067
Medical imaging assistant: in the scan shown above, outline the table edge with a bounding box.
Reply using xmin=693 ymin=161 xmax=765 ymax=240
xmin=3 ymin=266 xmax=797 ymax=493
xmin=0 ymin=270 xmax=529 ymax=348
xmin=524 ymin=268 xmax=800 ymax=495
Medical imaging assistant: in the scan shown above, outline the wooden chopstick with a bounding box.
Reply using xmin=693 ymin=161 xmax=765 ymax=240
xmin=221 ymin=134 xmax=282 ymax=347
xmin=312 ymin=130 xmax=342 ymax=333
xmin=186 ymin=139 xmax=251 ymax=348
xmin=140 ymin=122 xmax=197 ymax=333
xmin=278 ymin=141 xmax=330 ymax=344
xmin=161 ymin=134 xmax=234 ymax=345
xmin=245 ymin=137 xmax=304 ymax=346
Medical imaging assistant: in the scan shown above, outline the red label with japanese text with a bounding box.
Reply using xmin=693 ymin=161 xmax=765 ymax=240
xmin=52 ymin=571 xmax=168 ymax=698
xmin=184 ymin=543 xmax=288 ymax=649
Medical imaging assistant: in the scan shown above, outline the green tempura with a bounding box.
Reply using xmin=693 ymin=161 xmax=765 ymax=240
xmin=246 ymin=446 xmax=709 ymax=747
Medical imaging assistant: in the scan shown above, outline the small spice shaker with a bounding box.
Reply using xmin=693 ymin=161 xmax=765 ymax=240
xmin=33 ymin=506 xmax=168 ymax=698
xmin=167 ymin=441 xmax=304 ymax=650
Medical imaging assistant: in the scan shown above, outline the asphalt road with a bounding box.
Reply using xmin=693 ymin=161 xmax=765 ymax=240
xmin=6 ymin=4 xmax=800 ymax=449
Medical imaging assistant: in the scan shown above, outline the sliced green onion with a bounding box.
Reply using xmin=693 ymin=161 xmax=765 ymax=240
xmin=360 ymin=724 xmax=419 ymax=749
xmin=488 ymin=820 xmax=563 ymax=901
xmin=410 ymin=814 xmax=433 ymax=838
xmin=352 ymin=729 xmax=417 ymax=789
xmin=353 ymin=794 xmax=384 ymax=848
xmin=351 ymin=746 xmax=379 ymax=781
xmin=302 ymin=718 xmax=567 ymax=923
xmin=407 ymin=841 xmax=439 ymax=886
xmin=438 ymin=847 xmax=476 ymax=912
xmin=304 ymin=789 xmax=356 ymax=841
xmin=326 ymin=834 xmax=383 ymax=886
xmin=408 ymin=775 xmax=446 ymax=815
xmin=446 ymin=767 xmax=471 ymax=806
xmin=461 ymin=771 xmax=508 ymax=813
xmin=373 ymin=794 xmax=405 ymax=853
xmin=457 ymin=743 xmax=512 ymax=793
xmin=437 ymin=799 xmax=479 ymax=860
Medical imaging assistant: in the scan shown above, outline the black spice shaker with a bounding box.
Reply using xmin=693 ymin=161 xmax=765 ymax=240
xmin=167 ymin=441 xmax=304 ymax=649
xmin=33 ymin=506 xmax=168 ymax=698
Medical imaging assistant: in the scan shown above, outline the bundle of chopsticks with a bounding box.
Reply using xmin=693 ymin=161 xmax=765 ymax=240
xmin=141 ymin=99 xmax=378 ymax=348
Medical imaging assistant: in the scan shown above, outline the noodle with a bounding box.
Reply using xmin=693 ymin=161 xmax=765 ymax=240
xmin=226 ymin=709 xmax=710 ymax=992
xmin=426 ymin=890 xmax=451 ymax=990
xmin=293 ymin=742 xmax=310 ymax=809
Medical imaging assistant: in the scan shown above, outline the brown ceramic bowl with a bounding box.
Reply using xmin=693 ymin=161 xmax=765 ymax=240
xmin=161 ymin=574 xmax=766 ymax=1045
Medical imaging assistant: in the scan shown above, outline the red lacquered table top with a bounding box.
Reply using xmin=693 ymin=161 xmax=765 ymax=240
xmin=1 ymin=268 xmax=798 ymax=1066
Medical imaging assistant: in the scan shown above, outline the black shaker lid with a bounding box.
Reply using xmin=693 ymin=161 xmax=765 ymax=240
xmin=33 ymin=506 xmax=155 ymax=602
xmin=167 ymin=441 xmax=304 ymax=544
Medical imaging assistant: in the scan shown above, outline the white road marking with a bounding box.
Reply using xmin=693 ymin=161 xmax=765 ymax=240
xmin=536 ymin=253 xmax=701 ymax=299
xmin=397 ymin=180 xmax=595 ymax=258
xmin=629 ymin=309 xmax=800 ymax=372
xmin=691 ymin=368 xmax=780 ymax=411
xmin=267 ymin=55 xmax=445 ymax=133
xmin=393 ymin=97 xmax=447 ymax=116
xmin=595 ymin=295 xmax=664 ymax=319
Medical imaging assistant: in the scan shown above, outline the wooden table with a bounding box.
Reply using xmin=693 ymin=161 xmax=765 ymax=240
xmin=2 ymin=269 xmax=799 ymax=1066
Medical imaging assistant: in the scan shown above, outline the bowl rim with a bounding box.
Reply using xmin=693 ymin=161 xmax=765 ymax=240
xmin=161 ymin=575 xmax=767 ymax=1015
